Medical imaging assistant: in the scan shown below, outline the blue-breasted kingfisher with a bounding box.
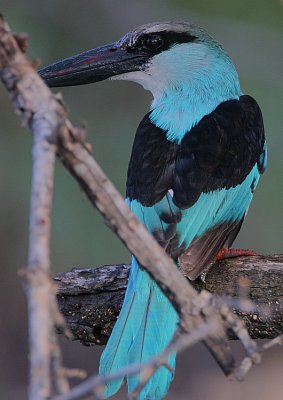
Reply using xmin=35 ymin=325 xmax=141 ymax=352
xmin=40 ymin=22 xmax=266 ymax=400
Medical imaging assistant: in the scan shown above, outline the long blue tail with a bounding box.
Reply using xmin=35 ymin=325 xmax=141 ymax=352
xmin=99 ymin=257 xmax=179 ymax=399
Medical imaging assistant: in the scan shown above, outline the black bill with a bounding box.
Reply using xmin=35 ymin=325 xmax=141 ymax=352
xmin=38 ymin=42 xmax=146 ymax=87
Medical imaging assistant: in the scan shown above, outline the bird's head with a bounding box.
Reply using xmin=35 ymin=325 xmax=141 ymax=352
xmin=40 ymin=22 xmax=241 ymax=140
xmin=39 ymin=21 xmax=240 ymax=103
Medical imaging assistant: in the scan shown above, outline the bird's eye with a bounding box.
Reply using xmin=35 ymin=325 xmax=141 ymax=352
xmin=143 ymin=35 xmax=164 ymax=51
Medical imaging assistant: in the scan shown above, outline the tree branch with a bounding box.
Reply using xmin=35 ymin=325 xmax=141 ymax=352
xmin=0 ymin=15 xmax=72 ymax=400
xmin=55 ymin=254 xmax=283 ymax=345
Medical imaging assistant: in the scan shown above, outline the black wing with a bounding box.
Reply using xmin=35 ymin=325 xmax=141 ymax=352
xmin=127 ymin=95 xmax=265 ymax=208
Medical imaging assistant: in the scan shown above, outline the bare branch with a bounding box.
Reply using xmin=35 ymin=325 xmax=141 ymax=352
xmin=0 ymin=14 xmax=69 ymax=399
xmin=55 ymin=254 xmax=283 ymax=345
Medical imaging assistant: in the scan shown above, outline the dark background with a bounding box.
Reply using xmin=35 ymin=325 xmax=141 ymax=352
xmin=0 ymin=1 xmax=282 ymax=399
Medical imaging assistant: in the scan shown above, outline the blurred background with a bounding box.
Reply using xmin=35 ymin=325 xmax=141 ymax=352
xmin=0 ymin=0 xmax=282 ymax=399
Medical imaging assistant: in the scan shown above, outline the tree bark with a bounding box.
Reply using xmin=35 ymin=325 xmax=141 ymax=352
xmin=55 ymin=254 xmax=283 ymax=345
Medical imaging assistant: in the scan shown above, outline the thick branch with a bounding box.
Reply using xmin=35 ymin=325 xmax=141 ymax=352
xmin=55 ymin=254 xmax=283 ymax=345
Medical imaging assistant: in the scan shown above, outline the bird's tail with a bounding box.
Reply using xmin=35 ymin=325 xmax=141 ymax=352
xmin=99 ymin=257 xmax=179 ymax=399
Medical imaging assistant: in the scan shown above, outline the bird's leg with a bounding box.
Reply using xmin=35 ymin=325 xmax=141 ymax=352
xmin=216 ymin=247 xmax=260 ymax=261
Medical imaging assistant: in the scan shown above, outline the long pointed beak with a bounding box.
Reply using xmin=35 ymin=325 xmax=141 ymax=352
xmin=39 ymin=42 xmax=146 ymax=87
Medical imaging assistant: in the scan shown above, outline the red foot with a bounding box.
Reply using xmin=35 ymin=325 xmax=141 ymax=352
xmin=216 ymin=247 xmax=260 ymax=261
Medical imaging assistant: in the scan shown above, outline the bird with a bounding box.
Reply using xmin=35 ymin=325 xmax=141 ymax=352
xmin=39 ymin=21 xmax=266 ymax=400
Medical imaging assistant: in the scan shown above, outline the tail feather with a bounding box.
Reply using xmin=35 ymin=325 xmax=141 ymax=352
xmin=99 ymin=257 xmax=178 ymax=399
xmin=99 ymin=291 xmax=136 ymax=396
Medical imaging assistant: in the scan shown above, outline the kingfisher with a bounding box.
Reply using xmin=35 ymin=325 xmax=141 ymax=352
xmin=39 ymin=22 xmax=266 ymax=399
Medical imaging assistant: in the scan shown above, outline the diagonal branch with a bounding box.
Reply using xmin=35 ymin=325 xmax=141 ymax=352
xmin=56 ymin=110 xmax=238 ymax=375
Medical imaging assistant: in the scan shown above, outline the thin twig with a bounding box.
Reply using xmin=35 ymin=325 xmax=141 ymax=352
xmin=51 ymin=332 xmax=71 ymax=395
xmin=235 ymin=334 xmax=283 ymax=381
xmin=262 ymin=335 xmax=283 ymax=351
xmin=51 ymin=331 xmax=87 ymax=396
xmin=52 ymin=322 xmax=216 ymax=400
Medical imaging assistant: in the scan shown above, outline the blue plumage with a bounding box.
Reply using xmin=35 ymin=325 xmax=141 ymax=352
xmin=39 ymin=20 xmax=266 ymax=400
xmin=100 ymin=257 xmax=178 ymax=399
xmin=177 ymin=164 xmax=261 ymax=246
